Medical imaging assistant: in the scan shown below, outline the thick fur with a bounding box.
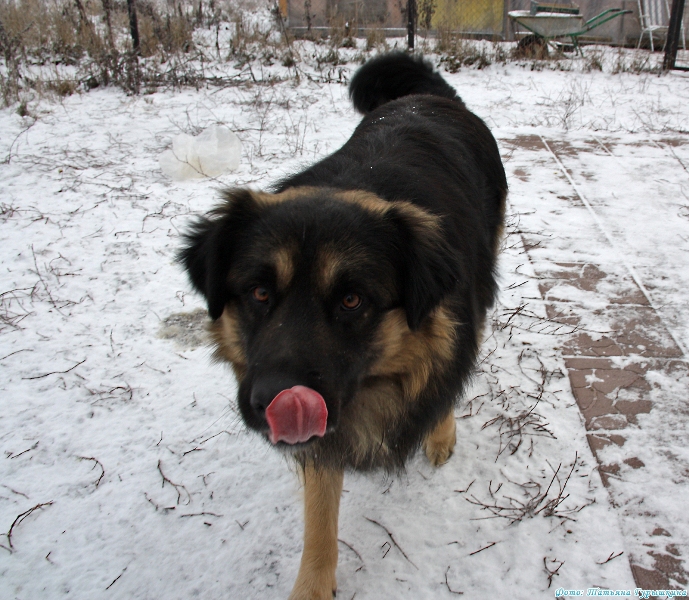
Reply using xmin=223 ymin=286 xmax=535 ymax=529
xmin=179 ymin=52 xmax=506 ymax=598
xmin=349 ymin=52 xmax=463 ymax=113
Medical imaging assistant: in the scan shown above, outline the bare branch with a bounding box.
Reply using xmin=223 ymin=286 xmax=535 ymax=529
xmin=544 ymin=557 xmax=564 ymax=588
xmin=105 ymin=565 xmax=128 ymax=590
xmin=5 ymin=502 xmax=54 ymax=551
xmin=597 ymin=551 xmax=624 ymax=565
xmin=77 ymin=456 xmax=105 ymax=487
xmin=444 ymin=566 xmax=464 ymax=595
xmin=22 ymin=359 xmax=86 ymax=380
xmin=157 ymin=460 xmax=191 ymax=505
xmin=364 ymin=517 xmax=417 ymax=569
xmin=468 ymin=541 xmax=497 ymax=556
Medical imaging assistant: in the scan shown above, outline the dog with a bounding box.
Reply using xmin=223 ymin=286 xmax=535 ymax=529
xmin=179 ymin=52 xmax=507 ymax=599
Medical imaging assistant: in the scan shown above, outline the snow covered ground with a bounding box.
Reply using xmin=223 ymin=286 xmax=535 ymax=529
xmin=1 ymin=42 xmax=688 ymax=598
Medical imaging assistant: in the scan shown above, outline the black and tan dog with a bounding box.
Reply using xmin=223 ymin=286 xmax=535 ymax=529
xmin=179 ymin=52 xmax=506 ymax=599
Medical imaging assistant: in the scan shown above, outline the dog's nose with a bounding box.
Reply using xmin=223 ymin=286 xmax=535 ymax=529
xmin=250 ymin=374 xmax=302 ymax=418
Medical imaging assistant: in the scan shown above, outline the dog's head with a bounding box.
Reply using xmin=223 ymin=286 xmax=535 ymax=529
xmin=179 ymin=187 xmax=460 ymax=449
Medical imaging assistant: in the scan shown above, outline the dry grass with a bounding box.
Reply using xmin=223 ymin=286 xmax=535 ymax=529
xmin=438 ymin=36 xmax=492 ymax=72
xmin=0 ymin=0 xmax=273 ymax=104
xmin=466 ymin=452 xmax=591 ymax=525
xmin=0 ymin=1 xmax=662 ymax=107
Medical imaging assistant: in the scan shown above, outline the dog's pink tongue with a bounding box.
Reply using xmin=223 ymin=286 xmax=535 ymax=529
xmin=265 ymin=386 xmax=328 ymax=445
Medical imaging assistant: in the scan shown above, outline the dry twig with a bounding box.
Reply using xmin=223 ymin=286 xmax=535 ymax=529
xmin=544 ymin=556 xmax=564 ymax=588
xmin=468 ymin=541 xmax=497 ymax=556
xmin=105 ymin=565 xmax=128 ymax=590
xmin=364 ymin=517 xmax=417 ymax=569
xmin=157 ymin=460 xmax=191 ymax=505
xmin=77 ymin=456 xmax=105 ymax=487
xmin=467 ymin=454 xmax=585 ymax=524
xmin=338 ymin=538 xmax=364 ymax=567
xmin=23 ymin=359 xmax=86 ymax=380
xmin=597 ymin=551 xmax=623 ymax=565
xmin=444 ymin=566 xmax=464 ymax=595
xmin=4 ymin=502 xmax=54 ymax=552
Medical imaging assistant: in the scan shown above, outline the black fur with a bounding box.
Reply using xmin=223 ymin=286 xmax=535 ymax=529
xmin=276 ymin=56 xmax=506 ymax=326
xmin=178 ymin=189 xmax=261 ymax=320
xmin=349 ymin=52 xmax=463 ymax=114
xmin=179 ymin=53 xmax=507 ymax=471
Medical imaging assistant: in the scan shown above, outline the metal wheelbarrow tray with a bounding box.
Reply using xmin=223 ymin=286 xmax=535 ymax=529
xmin=509 ymin=7 xmax=632 ymax=47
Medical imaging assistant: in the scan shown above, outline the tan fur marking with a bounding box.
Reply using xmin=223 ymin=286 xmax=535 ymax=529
xmin=289 ymin=465 xmax=344 ymax=600
xmin=251 ymin=187 xmax=328 ymax=207
xmin=423 ymin=410 xmax=457 ymax=466
xmin=250 ymin=187 xmax=390 ymax=212
xmin=335 ymin=190 xmax=445 ymax=243
xmin=370 ymin=304 xmax=457 ymax=401
xmin=389 ymin=199 xmax=443 ymax=237
xmin=315 ymin=244 xmax=377 ymax=295
xmin=339 ymin=378 xmax=405 ymax=466
xmin=248 ymin=188 xmax=445 ymax=248
xmin=273 ymin=246 xmax=295 ymax=291
xmin=316 ymin=246 xmax=345 ymax=294
xmin=332 ymin=189 xmax=390 ymax=215
xmin=494 ymin=189 xmax=508 ymax=255
xmin=209 ymin=305 xmax=246 ymax=381
xmin=331 ymin=305 xmax=457 ymax=467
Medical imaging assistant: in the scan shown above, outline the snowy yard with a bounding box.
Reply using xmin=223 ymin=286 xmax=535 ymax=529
xmin=1 ymin=43 xmax=688 ymax=598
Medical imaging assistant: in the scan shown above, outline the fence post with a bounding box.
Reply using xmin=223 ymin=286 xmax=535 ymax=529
xmin=663 ymin=0 xmax=686 ymax=70
xmin=407 ymin=0 xmax=417 ymax=50
xmin=127 ymin=0 xmax=141 ymax=55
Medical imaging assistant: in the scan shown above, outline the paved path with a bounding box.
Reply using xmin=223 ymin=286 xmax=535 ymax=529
xmin=503 ymin=133 xmax=689 ymax=591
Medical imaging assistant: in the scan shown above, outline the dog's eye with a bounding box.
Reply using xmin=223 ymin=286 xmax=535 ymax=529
xmin=251 ymin=286 xmax=270 ymax=303
xmin=341 ymin=293 xmax=362 ymax=311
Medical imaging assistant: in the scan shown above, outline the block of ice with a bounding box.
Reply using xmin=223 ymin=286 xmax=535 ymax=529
xmin=160 ymin=125 xmax=241 ymax=181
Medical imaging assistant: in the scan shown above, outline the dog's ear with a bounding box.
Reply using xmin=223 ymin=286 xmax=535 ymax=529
xmin=178 ymin=189 xmax=261 ymax=320
xmin=387 ymin=203 xmax=461 ymax=331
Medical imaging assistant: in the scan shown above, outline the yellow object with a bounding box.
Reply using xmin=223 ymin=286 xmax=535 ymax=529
xmin=432 ymin=0 xmax=505 ymax=33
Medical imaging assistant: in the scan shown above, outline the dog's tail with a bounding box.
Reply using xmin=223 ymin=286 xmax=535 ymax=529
xmin=349 ymin=52 xmax=462 ymax=114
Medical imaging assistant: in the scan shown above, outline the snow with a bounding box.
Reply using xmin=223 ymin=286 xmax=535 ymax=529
xmin=1 ymin=43 xmax=688 ymax=598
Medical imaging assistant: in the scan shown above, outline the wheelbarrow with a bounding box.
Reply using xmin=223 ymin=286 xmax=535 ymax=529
xmin=509 ymin=2 xmax=632 ymax=54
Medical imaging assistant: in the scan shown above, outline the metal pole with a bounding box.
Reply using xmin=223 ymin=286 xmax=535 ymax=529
xmin=407 ymin=0 xmax=417 ymax=50
xmin=663 ymin=0 xmax=686 ymax=70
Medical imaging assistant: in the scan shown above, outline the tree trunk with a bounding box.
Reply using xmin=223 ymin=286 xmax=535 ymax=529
xmin=127 ymin=0 xmax=140 ymax=55
xmin=102 ymin=0 xmax=115 ymax=49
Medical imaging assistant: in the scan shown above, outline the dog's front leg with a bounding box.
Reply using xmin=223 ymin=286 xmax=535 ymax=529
xmin=288 ymin=464 xmax=344 ymax=600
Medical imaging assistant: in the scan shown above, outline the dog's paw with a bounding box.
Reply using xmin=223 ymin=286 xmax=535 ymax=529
xmin=424 ymin=437 xmax=454 ymax=466
xmin=288 ymin=576 xmax=336 ymax=600
xmin=423 ymin=412 xmax=457 ymax=467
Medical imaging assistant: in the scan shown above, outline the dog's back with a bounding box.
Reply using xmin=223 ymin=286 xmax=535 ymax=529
xmin=277 ymin=53 xmax=507 ymax=320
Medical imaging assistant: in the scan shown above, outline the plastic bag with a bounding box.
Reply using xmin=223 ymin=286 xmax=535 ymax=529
xmin=160 ymin=125 xmax=242 ymax=181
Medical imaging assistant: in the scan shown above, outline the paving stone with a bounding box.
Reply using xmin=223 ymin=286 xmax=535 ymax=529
xmin=510 ymin=133 xmax=689 ymax=592
xmin=652 ymin=528 xmax=672 ymax=537
xmin=564 ymin=357 xmax=653 ymax=428
xmin=600 ymin=462 xmax=621 ymax=486
xmin=502 ymin=134 xmax=543 ymax=152
xmin=534 ymin=262 xmax=649 ymax=306
xmin=630 ymin=564 xmax=672 ymax=590
xmin=623 ymin=457 xmax=645 ymax=469
xmin=546 ymin=304 xmax=683 ymax=358
xmin=631 ymin=550 xmax=689 ymax=589
xmin=589 ymin=414 xmax=630 ymax=431
xmin=587 ymin=433 xmax=626 ymax=453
